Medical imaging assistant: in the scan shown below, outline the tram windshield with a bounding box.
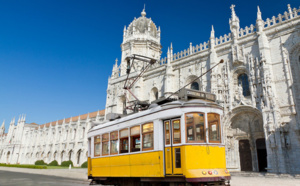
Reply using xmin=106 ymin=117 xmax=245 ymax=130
xmin=185 ymin=113 xmax=206 ymax=143
xmin=208 ymin=113 xmax=221 ymax=143
xmin=185 ymin=113 xmax=221 ymax=143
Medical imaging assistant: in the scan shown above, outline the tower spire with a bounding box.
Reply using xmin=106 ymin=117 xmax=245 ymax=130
xmin=0 ymin=120 xmax=4 ymax=135
xmin=229 ymin=4 xmax=240 ymax=43
xmin=257 ymin=6 xmax=262 ymax=20
xmin=210 ymin=25 xmax=215 ymax=38
xmin=256 ymin=6 xmax=264 ymax=34
xmin=141 ymin=4 xmax=146 ymax=17
xmin=115 ymin=58 xmax=118 ymax=66
xmin=230 ymin=4 xmax=237 ymax=21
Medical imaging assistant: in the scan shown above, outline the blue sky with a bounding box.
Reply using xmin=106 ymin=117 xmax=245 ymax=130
xmin=0 ymin=0 xmax=298 ymax=132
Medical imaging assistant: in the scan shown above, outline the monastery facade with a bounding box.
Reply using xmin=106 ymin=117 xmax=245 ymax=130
xmin=105 ymin=5 xmax=300 ymax=174
xmin=0 ymin=111 xmax=105 ymax=167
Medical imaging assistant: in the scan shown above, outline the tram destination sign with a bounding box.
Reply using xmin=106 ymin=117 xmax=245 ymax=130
xmin=178 ymin=88 xmax=216 ymax=102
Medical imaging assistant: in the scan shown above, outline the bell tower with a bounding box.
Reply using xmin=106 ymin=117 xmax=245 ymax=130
xmin=120 ymin=8 xmax=162 ymax=76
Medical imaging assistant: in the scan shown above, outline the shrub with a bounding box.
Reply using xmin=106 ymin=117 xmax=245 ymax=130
xmin=0 ymin=164 xmax=47 ymax=169
xmin=61 ymin=160 xmax=73 ymax=167
xmin=81 ymin=161 xmax=88 ymax=168
xmin=35 ymin=160 xmax=47 ymax=165
xmin=48 ymin=160 xmax=59 ymax=166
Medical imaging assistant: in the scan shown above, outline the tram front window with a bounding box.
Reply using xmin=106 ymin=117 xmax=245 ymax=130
xmin=208 ymin=113 xmax=221 ymax=143
xmin=130 ymin=126 xmax=141 ymax=152
xmin=110 ymin=131 xmax=118 ymax=154
xmin=102 ymin=133 xmax=109 ymax=155
xmin=94 ymin=135 xmax=101 ymax=156
xmin=120 ymin=129 xmax=129 ymax=153
xmin=185 ymin=113 xmax=206 ymax=143
xmin=142 ymin=123 xmax=154 ymax=150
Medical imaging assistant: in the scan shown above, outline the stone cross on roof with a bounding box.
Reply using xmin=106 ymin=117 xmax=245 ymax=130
xmin=230 ymin=4 xmax=235 ymax=11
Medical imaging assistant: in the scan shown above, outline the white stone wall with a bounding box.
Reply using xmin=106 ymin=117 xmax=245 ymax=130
xmin=0 ymin=112 xmax=104 ymax=167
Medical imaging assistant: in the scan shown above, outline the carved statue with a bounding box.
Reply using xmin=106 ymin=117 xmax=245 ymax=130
xmin=253 ymin=84 xmax=257 ymax=95
xmin=267 ymin=87 xmax=272 ymax=98
xmin=217 ymin=75 xmax=222 ymax=87
xmin=224 ymin=75 xmax=228 ymax=88
xmin=238 ymin=48 xmax=243 ymax=59
xmin=261 ymin=100 xmax=265 ymax=109
xmin=268 ymin=133 xmax=276 ymax=148
xmin=238 ymin=83 xmax=244 ymax=100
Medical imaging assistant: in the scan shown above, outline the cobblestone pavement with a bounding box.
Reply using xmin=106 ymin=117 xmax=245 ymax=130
xmin=0 ymin=167 xmax=300 ymax=186
xmin=0 ymin=166 xmax=87 ymax=180
xmin=230 ymin=172 xmax=300 ymax=186
xmin=0 ymin=170 xmax=89 ymax=186
xmin=230 ymin=176 xmax=300 ymax=186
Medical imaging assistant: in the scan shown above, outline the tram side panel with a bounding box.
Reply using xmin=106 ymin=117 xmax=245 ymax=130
xmin=90 ymin=151 xmax=164 ymax=178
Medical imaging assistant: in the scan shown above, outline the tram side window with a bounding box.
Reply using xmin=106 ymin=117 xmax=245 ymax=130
xmin=208 ymin=113 xmax=221 ymax=143
xmin=102 ymin=133 xmax=109 ymax=155
xmin=94 ymin=135 xmax=101 ymax=157
xmin=173 ymin=119 xmax=181 ymax=144
xmin=130 ymin=126 xmax=141 ymax=152
xmin=120 ymin=129 xmax=129 ymax=153
xmin=185 ymin=113 xmax=205 ymax=143
xmin=142 ymin=123 xmax=154 ymax=150
xmin=164 ymin=121 xmax=170 ymax=145
xmin=110 ymin=131 xmax=118 ymax=154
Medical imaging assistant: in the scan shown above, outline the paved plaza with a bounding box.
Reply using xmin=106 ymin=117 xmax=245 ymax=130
xmin=0 ymin=167 xmax=300 ymax=186
xmin=231 ymin=175 xmax=300 ymax=186
xmin=0 ymin=170 xmax=89 ymax=186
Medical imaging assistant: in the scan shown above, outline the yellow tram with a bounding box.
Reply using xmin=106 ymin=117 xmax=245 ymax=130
xmin=87 ymin=89 xmax=230 ymax=185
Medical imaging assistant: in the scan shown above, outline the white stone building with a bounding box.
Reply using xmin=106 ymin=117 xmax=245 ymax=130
xmin=105 ymin=5 xmax=300 ymax=174
xmin=1 ymin=4 xmax=300 ymax=174
xmin=0 ymin=110 xmax=105 ymax=166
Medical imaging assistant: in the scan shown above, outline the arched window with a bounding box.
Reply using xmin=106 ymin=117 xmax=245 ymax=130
xmin=53 ymin=151 xmax=57 ymax=160
xmin=187 ymin=75 xmax=201 ymax=91
xmin=7 ymin=151 xmax=10 ymax=163
xmin=61 ymin=151 xmax=65 ymax=162
xmin=191 ymin=82 xmax=199 ymax=90
xmin=238 ymin=74 xmax=250 ymax=96
xmin=150 ymin=87 xmax=159 ymax=103
xmin=155 ymin=91 xmax=158 ymax=100
xmin=68 ymin=150 xmax=73 ymax=161
xmin=77 ymin=150 xmax=81 ymax=165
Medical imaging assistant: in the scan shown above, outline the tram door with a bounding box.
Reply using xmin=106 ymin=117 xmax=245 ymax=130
xmin=164 ymin=119 xmax=183 ymax=175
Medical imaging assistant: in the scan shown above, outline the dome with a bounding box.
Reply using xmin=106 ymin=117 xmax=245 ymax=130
xmin=124 ymin=8 xmax=160 ymax=39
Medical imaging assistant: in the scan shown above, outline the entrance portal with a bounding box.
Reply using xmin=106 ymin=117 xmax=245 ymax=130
xmin=256 ymin=138 xmax=267 ymax=172
xmin=239 ymin=140 xmax=252 ymax=171
xmin=226 ymin=107 xmax=265 ymax=172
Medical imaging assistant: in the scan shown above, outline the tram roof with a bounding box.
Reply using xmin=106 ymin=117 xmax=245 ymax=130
xmin=90 ymin=99 xmax=222 ymax=132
